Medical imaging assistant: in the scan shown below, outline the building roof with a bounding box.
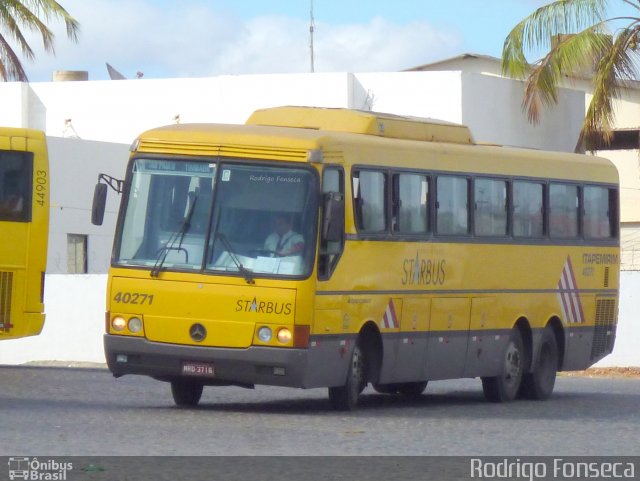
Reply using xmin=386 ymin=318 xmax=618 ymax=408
xmin=404 ymin=53 xmax=501 ymax=72
xmin=407 ymin=52 xmax=640 ymax=90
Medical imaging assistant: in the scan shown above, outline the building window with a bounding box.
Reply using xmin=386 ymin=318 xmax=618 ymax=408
xmin=67 ymin=234 xmax=87 ymax=273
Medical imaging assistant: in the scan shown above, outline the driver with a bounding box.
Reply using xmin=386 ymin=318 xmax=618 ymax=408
xmin=264 ymin=215 xmax=304 ymax=256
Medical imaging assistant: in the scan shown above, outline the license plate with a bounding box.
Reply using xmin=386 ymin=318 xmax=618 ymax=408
xmin=181 ymin=361 xmax=215 ymax=377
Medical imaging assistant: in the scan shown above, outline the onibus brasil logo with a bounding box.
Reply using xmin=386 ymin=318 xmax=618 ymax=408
xmin=8 ymin=457 xmax=73 ymax=480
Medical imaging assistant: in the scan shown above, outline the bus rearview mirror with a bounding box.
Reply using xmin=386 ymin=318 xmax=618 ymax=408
xmin=322 ymin=192 xmax=344 ymax=242
xmin=91 ymin=183 xmax=108 ymax=226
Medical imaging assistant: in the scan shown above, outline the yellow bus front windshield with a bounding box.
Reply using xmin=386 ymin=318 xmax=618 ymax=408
xmin=115 ymin=158 xmax=318 ymax=279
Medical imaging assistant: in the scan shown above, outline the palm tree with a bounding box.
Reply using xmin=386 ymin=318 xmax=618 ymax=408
xmin=502 ymin=0 xmax=640 ymax=150
xmin=0 ymin=0 xmax=79 ymax=81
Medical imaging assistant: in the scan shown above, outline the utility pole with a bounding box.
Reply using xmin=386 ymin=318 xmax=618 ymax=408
xmin=309 ymin=0 xmax=315 ymax=73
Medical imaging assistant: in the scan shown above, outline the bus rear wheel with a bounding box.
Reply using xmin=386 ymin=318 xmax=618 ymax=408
xmin=171 ymin=378 xmax=204 ymax=407
xmin=329 ymin=342 xmax=366 ymax=411
xmin=520 ymin=326 xmax=558 ymax=400
xmin=482 ymin=328 xmax=524 ymax=402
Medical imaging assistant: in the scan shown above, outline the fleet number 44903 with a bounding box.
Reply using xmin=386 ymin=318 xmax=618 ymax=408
xmin=113 ymin=292 xmax=154 ymax=305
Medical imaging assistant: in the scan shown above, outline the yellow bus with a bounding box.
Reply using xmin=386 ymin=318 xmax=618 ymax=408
xmin=0 ymin=127 xmax=49 ymax=340
xmin=93 ymin=107 xmax=619 ymax=410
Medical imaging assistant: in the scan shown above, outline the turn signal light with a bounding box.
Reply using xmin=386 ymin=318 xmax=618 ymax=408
xmin=111 ymin=316 xmax=126 ymax=331
xmin=277 ymin=328 xmax=292 ymax=344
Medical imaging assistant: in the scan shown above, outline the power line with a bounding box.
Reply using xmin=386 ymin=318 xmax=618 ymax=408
xmin=309 ymin=0 xmax=315 ymax=73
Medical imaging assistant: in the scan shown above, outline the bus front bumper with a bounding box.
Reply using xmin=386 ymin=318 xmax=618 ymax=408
xmin=104 ymin=334 xmax=313 ymax=388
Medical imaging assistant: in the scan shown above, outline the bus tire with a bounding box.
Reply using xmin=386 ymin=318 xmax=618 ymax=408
xmin=482 ymin=328 xmax=524 ymax=402
xmin=171 ymin=378 xmax=204 ymax=407
xmin=520 ymin=326 xmax=558 ymax=400
xmin=329 ymin=342 xmax=366 ymax=411
xmin=397 ymin=381 xmax=428 ymax=397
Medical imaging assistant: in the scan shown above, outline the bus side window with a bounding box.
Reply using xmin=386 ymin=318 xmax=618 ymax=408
xmin=550 ymin=183 xmax=579 ymax=239
xmin=436 ymin=175 xmax=469 ymax=235
xmin=319 ymin=167 xmax=344 ymax=280
xmin=353 ymin=169 xmax=387 ymax=233
xmin=0 ymin=151 xmax=31 ymax=222
xmin=513 ymin=181 xmax=544 ymax=238
xmin=393 ymin=172 xmax=429 ymax=234
xmin=584 ymin=185 xmax=616 ymax=239
xmin=474 ymin=178 xmax=508 ymax=236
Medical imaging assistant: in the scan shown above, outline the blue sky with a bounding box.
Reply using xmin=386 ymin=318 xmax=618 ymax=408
xmin=19 ymin=0 xmax=631 ymax=81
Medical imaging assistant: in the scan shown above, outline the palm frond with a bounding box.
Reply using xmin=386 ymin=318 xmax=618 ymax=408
xmin=502 ymin=0 xmax=609 ymax=79
xmin=0 ymin=32 xmax=29 ymax=81
xmin=0 ymin=3 xmax=35 ymax=60
xmin=27 ymin=0 xmax=80 ymax=43
xmin=580 ymin=22 xmax=640 ymax=148
xmin=0 ymin=0 xmax=79 ymax=82
xmin=521 ymin=27 xmax=611 ymax=123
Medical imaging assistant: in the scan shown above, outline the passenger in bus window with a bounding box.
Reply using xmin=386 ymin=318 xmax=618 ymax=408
xmin=264 ymin=215 xmax=304 ymax=256
xmin=3 ymin=194 xmax=23 ymax=213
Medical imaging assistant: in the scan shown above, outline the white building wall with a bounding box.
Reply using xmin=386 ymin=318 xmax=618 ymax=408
xmin=22 ymin=73 xmax=356 ymax=144
xmin=621 ymin=223 xmax=640 ymax=271
xmin=603 ymin=150 xmax=640 ymax=224
xmin=461 ymin=73 xmax=585 ymax=152
xmin=0 ymin=275 xmax=107 ymax=365
xmin=45 ymin=137 xmax=130 ymax=274
xmin=354 ymin=71 xmax=464 ymax=122
xmin=0 ymin=83 xmax=29 ymax=127
xmin=0 ymin=70 xmax=580 ymax=151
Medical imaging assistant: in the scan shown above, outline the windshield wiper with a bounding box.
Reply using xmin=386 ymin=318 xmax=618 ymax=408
xmin=151 ymin=195 xmax=198 ymax=278
xmin=215 ymin=232 xmax=255 ymax=284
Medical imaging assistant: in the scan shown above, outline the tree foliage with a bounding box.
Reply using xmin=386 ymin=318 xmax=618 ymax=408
xmin=0 ymin=0 xmax=79 ymax=81
xmin=502 ymin=0 xmax=640 ymax=150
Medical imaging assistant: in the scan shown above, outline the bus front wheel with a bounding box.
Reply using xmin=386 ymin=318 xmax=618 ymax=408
xmin=520 ymin=326 xmax=558 ymax=400
xmin=329 ymin=342 xmax=366 ymax=411
xmin=482 ymin=328 xmax=524 ymax=402
xmin=171 ymin=378 xmax=204 ymax=407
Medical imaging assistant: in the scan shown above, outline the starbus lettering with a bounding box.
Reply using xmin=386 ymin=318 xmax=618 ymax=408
xmin=401 ymin=252 xmax=446 ymax=286
xmin=236 ymin=297 xmax=292 ymax=315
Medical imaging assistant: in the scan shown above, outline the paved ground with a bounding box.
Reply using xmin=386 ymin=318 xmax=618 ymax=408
xmin=2 ymin=365 xmax=640 ymax=457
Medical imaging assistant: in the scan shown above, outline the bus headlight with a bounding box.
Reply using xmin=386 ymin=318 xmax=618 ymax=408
xmin=257 ymin=326 xmax=272 ymax=342
xmin=128 ymin=317 xmax=143 ymax=333
xmin=111 ymin=316 xmax=126 ymax=331
xmin=277 ymin=328 xmax=292 ymax=344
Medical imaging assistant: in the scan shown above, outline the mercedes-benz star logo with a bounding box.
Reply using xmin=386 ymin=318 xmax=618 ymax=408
xmin=189 ymin=323 xmax=207 ymax=342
